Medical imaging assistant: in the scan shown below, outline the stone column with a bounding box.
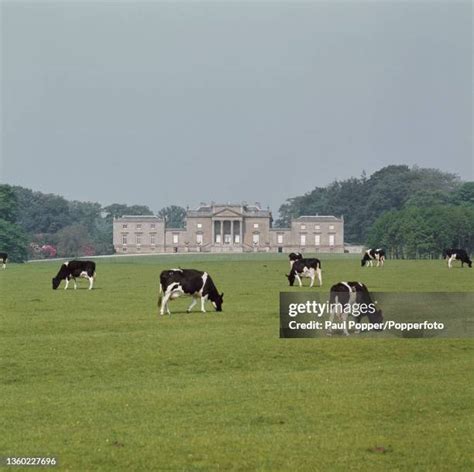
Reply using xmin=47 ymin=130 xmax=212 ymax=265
xmin=231 ymin=220 xmax=234 ymax=245
xmin=220 ymin=220 xmax=224 ymax=245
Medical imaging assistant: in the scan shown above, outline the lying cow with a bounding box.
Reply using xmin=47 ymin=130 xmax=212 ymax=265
xmin=52 ymin=260 xmax=96 ymax=290
xmin=443 ymin=249 xmax=472 ymax=268
xmin=328 ymin=281 xmax=383 ymax=336
xmin=158 ymin=268 xmax=224 ymax=315
xmin=288 ymin=252 xmax=303 ymax=267
xmin=286 ymin=258 xmax=322 ymax=287
xmin=361 ymin=248 xmax=385 ymax=267
xmin=0 ymin=252 xmax=7 ymax=269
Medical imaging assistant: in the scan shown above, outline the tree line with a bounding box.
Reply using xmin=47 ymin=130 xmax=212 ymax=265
xmin=277 ymin=165 xmax=473 ymax=257
xmin=1 ymin=165 xmax=472 ymax=261
xmin=0 ymin=184 xmax=187 ymax=261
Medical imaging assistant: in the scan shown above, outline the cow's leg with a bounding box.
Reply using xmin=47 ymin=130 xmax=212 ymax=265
xmin=295 ymin=274 xmax=303 ymax=287
xmin=73 ymin=278 xmax=78 ymax=290
xmin=309 ymin=269 xmax=315 ymax=288
xmin=200 ymin=296 xmax=207 ymax=313
xmin=327 ymin=295 xmax=339 ymax=336
xmin=64 ymin=278 xmax=69 ymax=290
xmin=2 ymin=261 xmax=5 ymax=269
xmin=160 ymin=291 xmax=171 ymax=315
xmin=317 ymin=267 xmax=322 ymax=287
xmin=88 ymin=276 xmax=93 ymax=290
xmin=341 ymin=312 xmax=350 ymax=336
xmin=187 ymin=297 xmax=198 ymax=313
xmin=448 ymin=255 xmax=455 ymax=268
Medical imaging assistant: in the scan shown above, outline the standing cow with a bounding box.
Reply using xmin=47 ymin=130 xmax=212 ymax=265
xmin=443 ymin=249 xmax=472 ymax=268
xmin=286 ymin=258 xmax=322 ymax=287
xmin=158 ymin=268 xmax=224 ymax=315
xmin=52 ymin=260 xmax=96 ymax=290
xmin=328 ymin=281 xmax=383 ymax=336
xmin=0 ymin=252 xmax=7 ymax=269
xmin=361 ymin=248 xmax=386 ymax=267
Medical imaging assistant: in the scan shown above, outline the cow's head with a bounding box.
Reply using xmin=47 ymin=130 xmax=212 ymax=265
xmin=286 ymin=272 xmax=296 ymax=286
xmin=211 ymin=292 xmax=224 ymax=311
xmin=361 ymin=257 xmax=367 ymax=267
xmin=52 ymin=277 xmax=61 ymax=290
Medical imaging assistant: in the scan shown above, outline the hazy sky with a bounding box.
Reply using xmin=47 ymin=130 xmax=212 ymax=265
xmin=1 ymin=1 xmax=472 ymax=215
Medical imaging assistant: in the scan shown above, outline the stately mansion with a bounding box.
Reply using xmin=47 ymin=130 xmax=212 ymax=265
xmin=112 ymin=203 xmax=344 ymax=254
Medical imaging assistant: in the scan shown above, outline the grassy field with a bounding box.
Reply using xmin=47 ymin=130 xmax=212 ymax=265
xmin=1 ymin=254 xmax=473 ymax=471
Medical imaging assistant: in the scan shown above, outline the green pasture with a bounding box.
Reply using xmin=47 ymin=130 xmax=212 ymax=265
xmin=1 ymin=254 xmax=473 ymax=471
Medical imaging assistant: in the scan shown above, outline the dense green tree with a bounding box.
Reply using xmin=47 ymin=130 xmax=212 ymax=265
xmin=157 ymin=205 xmax=186 ymax=228
xmin=0 ymin=219 xmax=28 ymax=262
xmin=0 ymin=185 xmax=19 ymax=223
xmin=277 ymin=165 xmax=462 ymax=243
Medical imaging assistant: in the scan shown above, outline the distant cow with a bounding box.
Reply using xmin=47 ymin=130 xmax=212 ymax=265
xmin=288 ymin=252 xmax=303 ymax=267
xmin=361 ymin=248 xmax=386 ymax=267
xmin=328 ymin=281 xmax=383 ymax=336
xmin=158 ymin=268 xmax=224 ymax=315
xmin=443 ymin=249 xmax=472 ymax=268
xmin=287 ymin=258 xmax=322 ymax=287
xmin=0 ymin=252 xmax=7 ymax=269
xmin=52 ymin=260 xmax=96 ymax=290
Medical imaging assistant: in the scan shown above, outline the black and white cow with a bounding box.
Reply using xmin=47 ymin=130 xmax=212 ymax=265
xmin=286 ymin=258 xmax=322 ymax=287
xmin=328 ymin=281 xmax=383 ymax=336
xmin=0 ymin=252 xmax=7 ymax=269
xmin=52 ymin=260 xmax=96 ymax=290
xmin=288 ymin=252 xmax=303 ymax=267
xmin=158 ymin=268 xmax=224 ymax=315
xmin=443 ymin=249 xmax=472 ymax=268
xmin=361 ymin=248 xmax=386 ymax=267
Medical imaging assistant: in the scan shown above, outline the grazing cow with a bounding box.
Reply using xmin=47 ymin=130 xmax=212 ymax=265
xmin=158 ymin=268 xmax=224 ymax=315
xmin=0 ymin=252 xmax=7 ymax=269
xmin=361 ymin=248 xmax=386 ymax=267
xmin=288 ymin=252 xmax=303 ymax=267
xmin=328 ymin=281 xmax=383 ymax=336
xmin=52 ymin=260 xmax=96 ymax=290
xmin=443 ymin=249 xmax=472 ymax=268
xmin=286 ymin=258 xmax=322 ymax=287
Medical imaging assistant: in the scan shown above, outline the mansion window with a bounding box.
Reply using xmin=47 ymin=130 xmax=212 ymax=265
xmin=136 ymin=235 xmax=141 ymax=246
xmin=252 ymin=233 xmax=260 ymax=245
xmin=122 ymin=235 xmax=127 ymax=245
xmin=150 ymin=235 xmax=156 ymax=245
xmin=315 ymin=234 xmax=320 ymax=246
xmin=277 ymin=234 xmax=283 ymax=244
xmin=329 ymin=225 xmax=334 ymax=230
xmin=151 ymin=223 xmax=156 ymax=229
xmin=300 ymin=234 xmax=306 ymax=246
xmin=173 ymin=234 xmax=179 ymax=244
xmin=122 ymin=224 xmax=128 ymax=229
xmin=315 ymin=225 xmax=320 ymax=230
xmin=301 ymin=224 xmax=306 ymax=230
xmin=197 ymin=223 xmax=202 ymax=229
xmin=136 ymin=224 xmax=142 ymax=230
xmin=196 ymin=234 xmax=203 ymax=244
xmin=253 ymin=223 xmax=259 ymax=229
xmin=329 ymin=234 xmax=335 ymax=246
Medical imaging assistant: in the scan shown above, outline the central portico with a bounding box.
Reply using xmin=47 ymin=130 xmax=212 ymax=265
xmin=187 ymin=203 xmax=271 ymax=252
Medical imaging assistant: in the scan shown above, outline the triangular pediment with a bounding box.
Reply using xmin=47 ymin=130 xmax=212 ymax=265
xmin=213 ymin=208 xmax=242 ymax=218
